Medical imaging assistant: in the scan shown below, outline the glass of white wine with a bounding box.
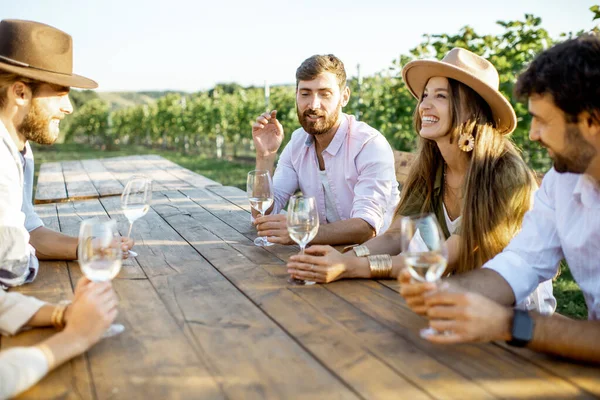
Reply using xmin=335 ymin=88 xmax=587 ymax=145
xmin=287 ymin=195 xmax=319 ymax=285
xmin=78 ymin=218 xmax=124 ymax=337
xmin=400 ymin=213 xmax=448 ymax=337
xmin=121 ymin=175 xmax=152 ymax=256
xmin=247 ymin=170 xmax=274 ymax=247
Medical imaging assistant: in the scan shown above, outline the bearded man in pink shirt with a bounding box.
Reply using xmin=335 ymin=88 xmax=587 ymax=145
xmin=252 ymin=54 xmax=400 ymax=247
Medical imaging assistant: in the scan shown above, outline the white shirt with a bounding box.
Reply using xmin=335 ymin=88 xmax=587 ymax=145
xmin=442 ymin=204 xmax=462 ymax=235
xmin=0 ymin=289 xmax=49 ymax=399
xmin=272 ymin=114 xmax=400 ymax=234
xmin=0 ymin=121 xmax=43 ymax=288
xmin=485 ymin=168 xmax=600 ymax=320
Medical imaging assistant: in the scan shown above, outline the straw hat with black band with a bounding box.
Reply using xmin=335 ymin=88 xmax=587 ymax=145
xmin=402 ymin=47 xmax=516 ymax=135
xmin=0 ymin=19 xmax=97 ymax=89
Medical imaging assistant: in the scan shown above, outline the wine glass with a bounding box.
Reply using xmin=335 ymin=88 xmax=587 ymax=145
xmin=121 ymin=175 xmax=152 ymax=256
xmin=286 ymin=195 xmax=319 ymax=285
xmin=247 ymin=170 xmax=274 ymax=247
xmin=78 ymin=218 xmax=124 ymax=337
xmin=400 ymin=213 xmax=448 ymax=337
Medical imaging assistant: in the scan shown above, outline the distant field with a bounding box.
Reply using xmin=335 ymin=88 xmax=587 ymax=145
xmin=30 ymin=143 xmax=588 ymax=319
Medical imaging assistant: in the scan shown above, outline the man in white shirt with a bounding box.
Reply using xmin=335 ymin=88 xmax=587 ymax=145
xmin=399 ymin=34 xmax=600 ymax=363
xmin=251 ymin=54 xmax=400 ymax=247
xmin=0 ymin=19 xmax=134 ymax=288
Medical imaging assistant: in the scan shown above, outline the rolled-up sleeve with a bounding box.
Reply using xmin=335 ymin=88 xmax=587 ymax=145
xmin=0 ymin=346 xmax=49 ymax=399
xmin=350 ymin=135 xmax=398 ymax=234
xmin=271 ymin=140 xmax=299 ymax=215
xmin=0 ymin=290 xmax=45 ymax=336
xmin=484 ymin=171 xmax=562 ymax=305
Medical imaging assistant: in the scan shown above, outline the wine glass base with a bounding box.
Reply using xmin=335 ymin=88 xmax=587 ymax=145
xmin=102 ymin=323 xmax=125 ymax=338
xmin=287 ymin=277 xmax=316 ymax=286
xmin=254 ymin=237 xmax=274 ymax=247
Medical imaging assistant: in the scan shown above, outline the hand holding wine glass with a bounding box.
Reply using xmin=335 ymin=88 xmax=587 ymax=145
xmin=78 ymin=218 xmax=125 ymax=337
xmin=121 ymin=175 xmax=152 ymax=256
xmin=400 ymin=213 xmax=448 ymax=337
xmin=287 ymin=195 xmax=319 ymax=285
xmin=247 ymin=170 xmax=274 ymax=247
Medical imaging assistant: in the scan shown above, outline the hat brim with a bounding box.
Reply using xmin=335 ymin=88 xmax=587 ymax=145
xmin=0 ymin=61 xmax=98 ymax=89
xmin=402 ymin=59 xmax=516 ymax=135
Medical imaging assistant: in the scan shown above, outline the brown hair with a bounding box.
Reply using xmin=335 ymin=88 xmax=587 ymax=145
xmin=0 ymin=70 xmax=42 ymax=109
xmin=296 ymin=54 xmax=347 ymax=89
xmin=397 ymin=78 xmax=536 ymax=273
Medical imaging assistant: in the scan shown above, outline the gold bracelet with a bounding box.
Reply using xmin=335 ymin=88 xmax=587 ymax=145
xmin=36 ymin=343 xmax=55 ymax=370
xmin=353 ymin=245 xmax=371 ymax=257
xmin=51 ymin=301 xmax=71 ymax=330
xmin=367 ymin=254 xmax=393 ymax=279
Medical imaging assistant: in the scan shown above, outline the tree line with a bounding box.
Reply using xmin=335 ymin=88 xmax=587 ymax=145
xmin=64 ymin=9 xmax=599 ymax=171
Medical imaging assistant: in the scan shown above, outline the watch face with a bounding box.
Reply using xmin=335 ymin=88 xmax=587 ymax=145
xmin=507 ymin=309 xmax=534 ymax=347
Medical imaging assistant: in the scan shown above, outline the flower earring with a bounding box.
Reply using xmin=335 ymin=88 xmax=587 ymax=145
xmin=458 ymin=133 xmax=475 ymax=152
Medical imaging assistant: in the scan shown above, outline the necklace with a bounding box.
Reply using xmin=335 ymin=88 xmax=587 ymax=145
xmin=443 ymin=166 xmax=464 ymax=221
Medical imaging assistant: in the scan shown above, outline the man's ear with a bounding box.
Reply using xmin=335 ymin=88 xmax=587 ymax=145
xmin=9 ymin=81 xmax=33 ymax=106
xmin=577 ymin=110 xmax=600 ymax=150
xmin=341 ymin=86 xmax=351 ymax=107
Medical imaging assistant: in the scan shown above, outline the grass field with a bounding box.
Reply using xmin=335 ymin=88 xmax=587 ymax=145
xmin=31 ymin=143 xmax=588 ymax=319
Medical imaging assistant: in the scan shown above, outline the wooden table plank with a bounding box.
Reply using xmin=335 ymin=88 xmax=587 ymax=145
xmin=95 ymin=193 xmax=360 ymax=399
xmin=52 ymin=198 xmax=226 ymax=399
xmin=194 ymin=187 xmax=600 ymax=399
xmin=326 ymin=280 xmax=594 ymax=399
xmin=62 ymin=160 xmax=100 ymax=201
xmin=80 ymin=159 xmax=124 ymax=197
xmin=2 ymin=203 xmax=94 ymax=399
xmin=155 ymin=190 xmax=494 ymax=399
xmin=144 ymin=155 xmax=222 ymax=188
xmin=34 ymin=162 xmax=67 ymax=204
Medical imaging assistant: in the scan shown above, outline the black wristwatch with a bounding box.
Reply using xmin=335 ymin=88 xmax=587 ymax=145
xmin=506 ymin=309 xmax=534 ymax=347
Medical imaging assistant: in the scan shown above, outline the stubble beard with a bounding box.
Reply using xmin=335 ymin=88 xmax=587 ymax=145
xmin=551 ymin=124 xmax=597 ymax=174
xmin=17 ymin=100 xmax=59 ymax=145
xmin=297 ymin=100 xmax=342 ymax=136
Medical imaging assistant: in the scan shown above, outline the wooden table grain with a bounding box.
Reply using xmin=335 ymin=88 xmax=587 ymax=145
xmin=34 ymin=155 xmax=222 ymax=204
xmin=4 ymin=158 xmax=600 ymax=399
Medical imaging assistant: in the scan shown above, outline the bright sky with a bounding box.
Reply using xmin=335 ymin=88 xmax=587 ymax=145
xmin=3 ymin=0 xmax=597 ymax=92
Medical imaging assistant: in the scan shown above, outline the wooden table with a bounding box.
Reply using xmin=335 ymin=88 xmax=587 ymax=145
xmin=3 ymin=159 xmax=600 ymax=399
xmin=34 ymin=155 xmax=221 ymax=204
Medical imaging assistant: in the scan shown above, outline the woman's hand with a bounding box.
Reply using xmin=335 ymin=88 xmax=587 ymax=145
xmin=63 ymin=278 xmax=118 ymax=349
xmin=287 ymin=245 xmax=355 ymax=283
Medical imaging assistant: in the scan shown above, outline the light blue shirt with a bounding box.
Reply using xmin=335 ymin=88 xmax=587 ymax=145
xmin=0 ymin=120 xmax=41 ymax=288
xmin=485 ymin=168 xmax=600 ymax=320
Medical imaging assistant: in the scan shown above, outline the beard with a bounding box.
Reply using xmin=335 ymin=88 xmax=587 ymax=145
xmin=17 ymin=100 xmax=60 ymax=145
xmin=548 ymin=124 xmax=597 ymax=174
xmin=297 ymin=100 xmax=342 ymax=135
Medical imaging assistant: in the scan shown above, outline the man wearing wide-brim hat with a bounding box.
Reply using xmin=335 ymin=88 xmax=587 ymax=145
xmin=0 ymin=19 xmax=134 ymax=288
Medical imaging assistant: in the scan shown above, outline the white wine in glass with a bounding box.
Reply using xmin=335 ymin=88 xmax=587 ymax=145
xmin=247 ymin=170 xmax=274 ymax=247
xmin=121 ymin=175 xmax=152 ymax=256
xmin=400 ymin=213 xmax=448 ymax=337
xmin=78 ymin=218 xmax=124 ymax=337
xmin=287 ymin=195 xmax=319 ymax=285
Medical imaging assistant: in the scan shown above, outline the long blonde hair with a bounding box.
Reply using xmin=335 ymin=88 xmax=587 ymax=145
xmin=397 ymin=78 xmax=536 ymax=273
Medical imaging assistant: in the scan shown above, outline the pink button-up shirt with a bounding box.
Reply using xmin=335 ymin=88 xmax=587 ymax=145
xmin=272 ymin=114 xmax=400 ymax=234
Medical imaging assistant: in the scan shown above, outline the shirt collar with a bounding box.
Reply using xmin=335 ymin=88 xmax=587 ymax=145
xmin=434 ymin=162 xmax=444 ymax=192
xmin=573 ymin=173 xmax=600 ymax=209
xmin=303 ymin=114 xmax=349 ymax=156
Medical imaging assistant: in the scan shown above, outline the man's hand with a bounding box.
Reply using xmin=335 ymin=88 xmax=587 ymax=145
xmin=287 ymin=245 xmax=350 ymax=283
xmin=422 ymin=291 xmax=513 ymax=344
xmin=254 ymin=214 xmax=294 ymax=245
xmin=252 ymin=110 xmax=284 ymax=158
xmin=398 ymin=268 xmax=437 ymax=316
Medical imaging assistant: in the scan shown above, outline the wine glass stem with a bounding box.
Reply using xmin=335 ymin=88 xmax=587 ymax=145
xmin=300 ymin=245 xmax=305 ymax=256
xmin=127 ymin=222 xmax=134 ymax=238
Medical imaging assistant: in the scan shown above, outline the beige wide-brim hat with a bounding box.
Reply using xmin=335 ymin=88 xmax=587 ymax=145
xmin=402 ymin=47 xmax=516 ymax=135
xmin=0 ymin=19 xmax=97 ymax=89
